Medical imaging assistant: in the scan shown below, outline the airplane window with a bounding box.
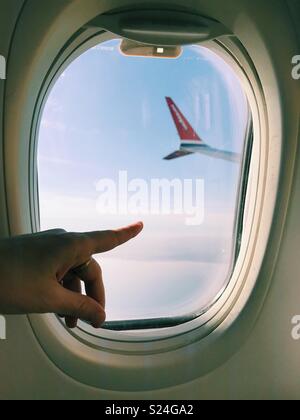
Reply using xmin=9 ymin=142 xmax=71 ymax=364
xmin=37 ymin=39 xmax=251 ymax=329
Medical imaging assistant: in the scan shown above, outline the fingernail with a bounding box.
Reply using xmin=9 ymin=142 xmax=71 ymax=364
xmin=135 ymin=221 xmax=144 ymax=231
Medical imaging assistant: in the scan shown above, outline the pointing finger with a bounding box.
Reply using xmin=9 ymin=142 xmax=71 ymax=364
xmin=73 ymin=222 xmax=144 ymax=262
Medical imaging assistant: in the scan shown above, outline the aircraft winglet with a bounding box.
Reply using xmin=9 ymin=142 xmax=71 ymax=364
xmin=165 ymin=97 xmax=202 ymax=142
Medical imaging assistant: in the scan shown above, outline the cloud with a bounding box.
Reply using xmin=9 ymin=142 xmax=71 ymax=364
xmin=38 ymin=156 xmax=76 ymax=166
xmin=97 ymin=258 xmax=231 ymax=320
xmin=40 ymin=119 xmax=66 ymax=132
xmin=39 ymin=192 xmax=235 ymax=264
xmin=141 ymin=99 xmax=151 ymax=128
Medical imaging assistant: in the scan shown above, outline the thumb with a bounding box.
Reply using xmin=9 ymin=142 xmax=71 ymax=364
xmin=55 ymin=287 xmax=106 ymax=328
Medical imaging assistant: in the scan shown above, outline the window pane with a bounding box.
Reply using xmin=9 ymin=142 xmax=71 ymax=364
xmin=38 ymin=39 xmax=250 ymax=322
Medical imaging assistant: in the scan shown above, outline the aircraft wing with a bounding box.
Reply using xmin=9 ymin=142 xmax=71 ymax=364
xmin=165 ymin=97 xmax=202 ymax=142
xmin=196 ymin=146 xmax=241 ymax=163
xmin=163 ymin=150 xmax=193 ymax=160
xmin=164 ymin=98 xmax=240 ymax=163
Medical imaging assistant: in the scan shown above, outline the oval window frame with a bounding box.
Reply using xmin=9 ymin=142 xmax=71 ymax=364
xmin=28 ymin=30 xmax=265 ymax=379
xmin=31 ymin=30 xmax=260 ymax=339
xmin=3 ymin=2 xmax=290 ymax=392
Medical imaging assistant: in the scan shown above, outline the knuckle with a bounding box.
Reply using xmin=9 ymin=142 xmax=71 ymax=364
xmin=63 ymin=233 xmax=76 ymax=245
xmin=50 ymin=228 xmax=67 ymax=235
xmin=62 ymin=233 xmax=81 ymax=251
xmin=76 ymin=232 xmax=90 ymax=250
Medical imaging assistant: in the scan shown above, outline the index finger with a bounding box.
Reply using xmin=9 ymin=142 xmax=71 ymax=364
xmin=82 ymin=222 xmax=144 ymax=256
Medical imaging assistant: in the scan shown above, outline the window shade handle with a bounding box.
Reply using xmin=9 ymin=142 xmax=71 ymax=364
xmin=87 ymin=10 xmax=231 ymax=46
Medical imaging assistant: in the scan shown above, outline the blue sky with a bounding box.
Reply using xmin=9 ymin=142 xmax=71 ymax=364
xmin=38 ymin=40 xmax=249 ymax=321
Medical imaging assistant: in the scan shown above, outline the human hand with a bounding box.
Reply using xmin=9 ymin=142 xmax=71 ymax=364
xmin=0 ymin=222 xmax=143 ymax=328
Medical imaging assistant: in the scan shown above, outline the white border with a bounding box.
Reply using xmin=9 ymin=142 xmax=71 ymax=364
xmin=3 ymin=0 xmax=297 ymax=391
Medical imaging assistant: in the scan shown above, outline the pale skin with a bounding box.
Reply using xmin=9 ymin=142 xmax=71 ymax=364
xmin=0 ymin=222 xmax=143 ymax=329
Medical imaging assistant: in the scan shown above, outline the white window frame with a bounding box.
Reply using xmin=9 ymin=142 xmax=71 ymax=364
xmin=35 ymin=32 xmax=255 ymax=336
xmin=3 ymin=1 xmax=295 ymax=391
xmin=31 ymin=31 xmax=260 ymax=342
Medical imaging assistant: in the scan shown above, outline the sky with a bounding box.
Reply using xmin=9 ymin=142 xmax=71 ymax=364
xmin=37 ymin=39 xmax=249 ymax=321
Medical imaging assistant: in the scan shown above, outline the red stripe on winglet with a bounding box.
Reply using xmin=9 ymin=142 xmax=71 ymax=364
xmin=166 ymin=97 xmax=201 ymax=141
